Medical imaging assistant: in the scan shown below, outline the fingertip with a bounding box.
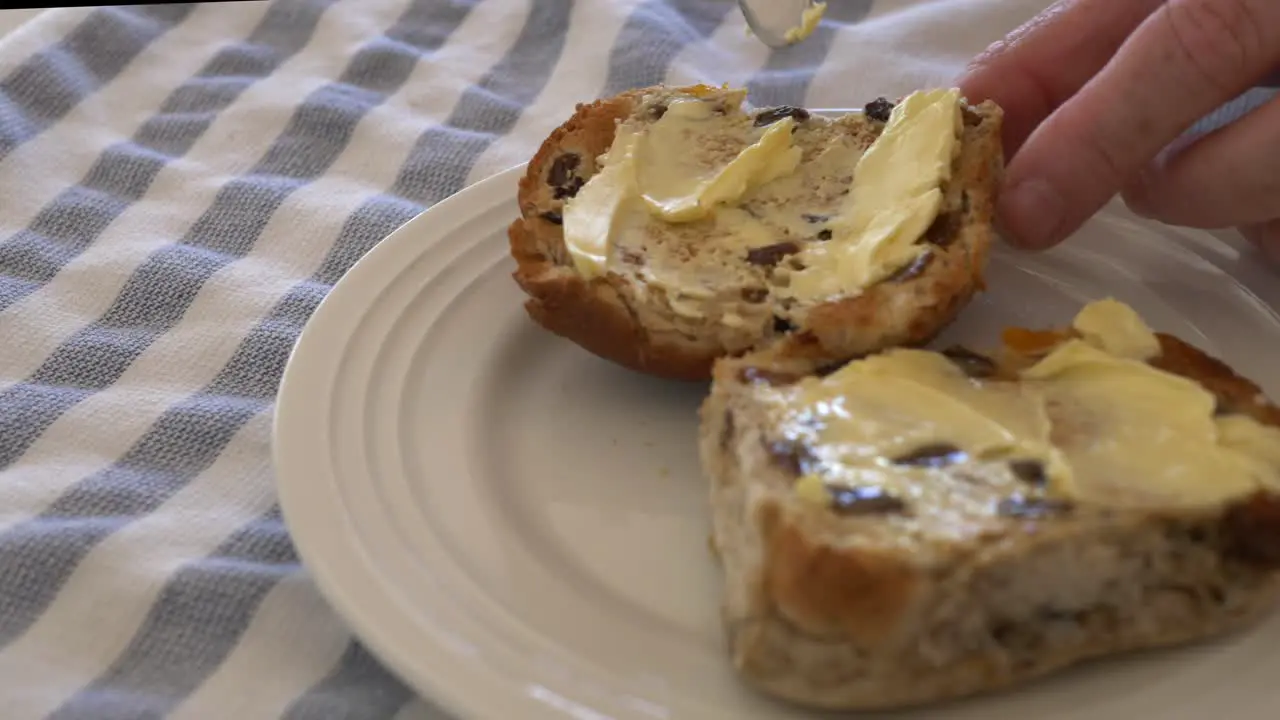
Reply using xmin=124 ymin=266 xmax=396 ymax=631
xmin=953 ymin=68 xmax=998 ymax=117
xmin=995 ymin=178 xmax=1068 ymax=250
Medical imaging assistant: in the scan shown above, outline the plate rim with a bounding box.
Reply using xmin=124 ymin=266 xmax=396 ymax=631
xmin=274 ymin=163 xmax=536 ymax=720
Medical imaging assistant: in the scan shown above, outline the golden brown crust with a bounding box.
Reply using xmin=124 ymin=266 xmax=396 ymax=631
xmin=995 ymin=326 xmax=1280 ymax=428
xmin=764 ymin=517 xmax=921 ymax=646
xmin=508 ymin=90 xmax=719 ymax=380
xmin=701 ymin=321 xmax=1280 ymax=710
xmin=508 ymin=86 xmax=1005 ymax=381
xmin=1151 ymin=332 xmax=1280 ymax=427
xmin=510 ymin=218 xmax=717 ymax=379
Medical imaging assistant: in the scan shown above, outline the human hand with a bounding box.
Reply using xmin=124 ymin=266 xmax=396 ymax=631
xmin=956 ymin=0 xmax=1280 ymax=262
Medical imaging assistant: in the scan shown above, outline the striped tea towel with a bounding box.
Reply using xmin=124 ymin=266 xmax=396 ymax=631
xmin=0 ymin=1 xmax=1268 ymax=718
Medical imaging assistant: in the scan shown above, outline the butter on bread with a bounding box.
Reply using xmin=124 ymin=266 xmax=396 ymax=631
xmin=698 ymin=298 xmax=1280 ymax=710
xmin=508 ymin=84 xmax=1004 ymax=380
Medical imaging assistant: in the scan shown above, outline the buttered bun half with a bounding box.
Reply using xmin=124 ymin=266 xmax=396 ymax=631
xmin=700 ymin=297 xmax=1280 ymax=710
xmin=508 ymin=84 xmax=1004 ymax=380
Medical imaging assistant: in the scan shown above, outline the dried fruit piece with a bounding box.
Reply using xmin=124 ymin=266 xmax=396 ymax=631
xmin=746 ymin=241 xmax=801 ymax=267
xmin=892 ymin=443 xmax=968 ymax=468
xmin=828 ymin=485 xmax=908 ymax=515
xmin=864 ymin=97 xmax=894 ymax=122
xmin=547 ymin=153 xmax=580 ymax=187
xmin=1002 ymin=327 xmax=1070 ymax=356
xmin=998 ymin=495 xmax=1073 ymax=519
xmin=941 ymin=346 xmax=997 ymax=378
xmin=1009 ymin=459 xmax=1047 ymax=486
xmin=754 ymin=105 xmax=810 ymax=127
xmin=552 ymin=176 xmax=585 ymax=200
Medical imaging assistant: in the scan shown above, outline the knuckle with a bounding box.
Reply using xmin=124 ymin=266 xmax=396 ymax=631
xmin=1076 ymin=129 xmax=1133 ymax=189
xmin=1162 ymin=0 xmax=1266 ymax=94
xmin=1125 ymin=125 xmax=1280 ymax=228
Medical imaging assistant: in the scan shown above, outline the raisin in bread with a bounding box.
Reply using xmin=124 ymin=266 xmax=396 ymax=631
xmin=508 ymin=84 xmax=1004 ymax=381
xmin=698 ymin=300 xmax=1280 ymax=710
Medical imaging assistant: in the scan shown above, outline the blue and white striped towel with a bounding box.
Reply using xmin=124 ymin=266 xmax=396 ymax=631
xmin=0 ymin=1 xmax=1269 ymax=718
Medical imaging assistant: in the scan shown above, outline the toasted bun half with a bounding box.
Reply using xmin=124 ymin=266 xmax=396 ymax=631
xmin=509 ymin=85 xmax=1004 ymax=381
xmin=697 ymin=319 xmax=1280 ymax=710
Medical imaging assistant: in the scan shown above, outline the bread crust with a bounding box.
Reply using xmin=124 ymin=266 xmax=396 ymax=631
xmin=699 ymin=330 xmax=1280 ymax=710
xmin=509 ymin=86 xmax=1004 ymax=380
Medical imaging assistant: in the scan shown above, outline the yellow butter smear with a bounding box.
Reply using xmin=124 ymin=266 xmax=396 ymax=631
xmin=562 ymin=87 xmax=964 ymax=283
xmin=561 ymin=89 xmax=804 ymax=277
xmin=636 ymin=97 xmax=802 ymax=223
xmin=786 ymin=88 xmax=961 ymax=301
xmin=775 ymin=298 xmax=1280 ymax=511
xmin=1070 ymin=297 xmax=1161 ymax=360
xmin=560 ymin=130 xmax=643 ymax=277
xmin=781 ymin=348 xmax=1070 ymax=505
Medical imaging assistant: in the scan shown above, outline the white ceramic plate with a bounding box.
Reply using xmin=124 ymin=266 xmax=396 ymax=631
xmin=274 ymin=119 xmax=1280 ymax=719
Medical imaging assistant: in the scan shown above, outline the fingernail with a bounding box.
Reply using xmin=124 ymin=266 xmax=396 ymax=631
xmin=998 ymin=178 xmax=1064 ymax=250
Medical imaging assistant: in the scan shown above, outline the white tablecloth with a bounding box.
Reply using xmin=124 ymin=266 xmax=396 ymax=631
xmin=0 ymin=1 xmax=1253 ymax=717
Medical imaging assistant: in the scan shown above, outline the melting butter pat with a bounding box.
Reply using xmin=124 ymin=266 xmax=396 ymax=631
xmin=636 ymin=100 xmax=801 ymax=223
xmin=784 ymin=2 xmax=826 ymax=44
xmin=1217 ymin=415 xmax=1280 ymax=491
xmin=787 ymin=88 xmax=962 ymax=301
xmin=1071 ymin=297 xmax=1161 ymax=360
xmin=1020 ymin=339 xmax=1260 ymax=507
